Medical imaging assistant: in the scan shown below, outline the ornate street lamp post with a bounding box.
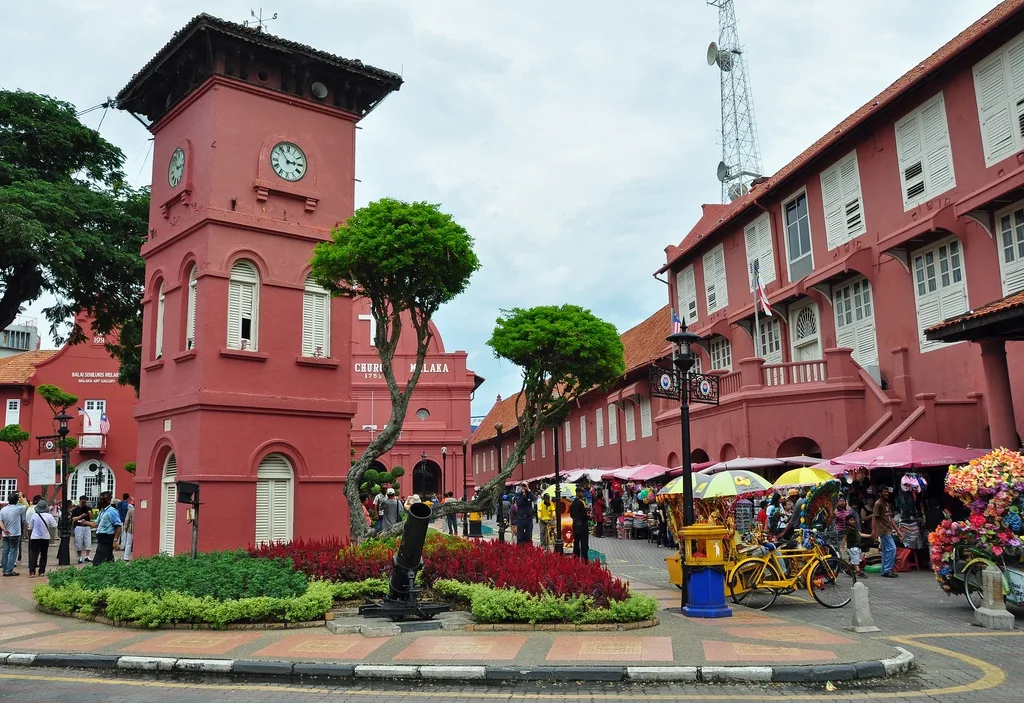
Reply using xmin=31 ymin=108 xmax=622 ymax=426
xmin=552 ymin=426 xmax=564 ymax=555
xmin=667 ymin=327 xmax=702 ymax=608
xmin=461 ymin=438 xmax=469 ymax=536
xmin=418 ymin=451 xmax=427 ymax=496
xmin=441 ymin=446 xmax=447 ymax=498
xmin=495 ymin=423 xmax=505 ymax=543
xmin=55 ymin=412 xmax=73 ymax=566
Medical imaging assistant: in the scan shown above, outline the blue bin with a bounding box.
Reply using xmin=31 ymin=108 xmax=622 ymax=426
xmin=683 ymin=566 xmax=733 ymax=618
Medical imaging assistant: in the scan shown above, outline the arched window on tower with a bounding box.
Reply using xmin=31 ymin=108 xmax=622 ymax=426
xmin=155 ymin=281 xmax=166 ymax=359
xmin=255 ymin=454 xmax=294 ymax=545
xmin=185 ymin=265 xmax=197 ymax=350
xmin=227 ymin=261 xmax=260 ymax=351
xmin=301 ymin=277 xmax=330 ymax=358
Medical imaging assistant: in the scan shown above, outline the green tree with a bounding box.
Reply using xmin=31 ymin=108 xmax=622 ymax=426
xmin=311 ymin=198 xmax=480 ymax=540
xmin=407 ymin=305 xmax=625 ymax=534
xmin=0 ymin=90 xmax=148 ymax=389
xmin=0 ymin=423 xmax=30 ymax=476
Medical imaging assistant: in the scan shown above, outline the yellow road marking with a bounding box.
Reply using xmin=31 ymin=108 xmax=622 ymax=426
xmin=0 ymin=631 xmax=1012 ymax=700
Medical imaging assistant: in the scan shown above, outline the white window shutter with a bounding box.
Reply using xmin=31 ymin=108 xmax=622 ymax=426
xmin=596 ymin=407 xmax=604 ymax=447
xmin=975 ymin=53 xmax=1015 ymax=164
xmin=757 ymin=214 xmax=775 ymax=284
xmin=227 ymin=281 xmax=243 ymax=349
xmin=703 ymin=249 xmax=718 ymax=313
xmin=625 ymin=403 xmax=636 ymax=442
xmin=714 ymin=246 xmax=729 ymax=308
xmin=186 ymin=268 xmax=197 ymax=350
xmin=916 ymin=296 xmax=943 ymax=351
xmin=255 ymin=480 xmax=271 ymax=546
xmin=160 ymin=454 xmax=177 ymax=556
xmin=301 ymin=292 xmax=315 ymax=356
xmin=271 ymin=479 xmax=292 ymax=543
xmin=564 ymin=421 xmax=571 ymax=452
xmin=155 ymin=284 xmax=165 ymax=358
xmin=938 ymin=285 xmax=969 ymax=321
xmin=921 ymin=98 xmax=954 ymax=195
xmin=608 ymin=404 xmax=618 ymax=444
xmin=579 ymin=415 xmax=587 ymax=448
xmin=313 ymin=293 xmax=329 ymax=356
xmin=838 ymin=153 xmax=865 ymax=239
xmin=820 ymin=165 xmax=844 ymax=249
xmin=541 ymin=431 xmax=546 ymax=458
xmin=854 ymin=320 xmax=878 ymax=368
xmin=895 ymin=112 xmax=926 ymax=205
xmin=744 ymin=221 xmax=759 ymax=290
xmin=5 ymin=399 xmax=20 ymax=427
xmin=640 ymin=396 xmax=653 ymax=438
xmin=835 ymin=317 xmax=856 ymax=351
xmin=676 ymin=265 xmax=697 ymax=323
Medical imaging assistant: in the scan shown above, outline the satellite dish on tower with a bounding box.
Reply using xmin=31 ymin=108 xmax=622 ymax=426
xmin=728 ymin=182 xmax=749 ymax=202
xmin=311 ymin=81 xmax=328 ymax=99
xmin=716 ymin=161 xmax=731 ymax=183
xmin=707 ymin=42 xmax=719 ymax=66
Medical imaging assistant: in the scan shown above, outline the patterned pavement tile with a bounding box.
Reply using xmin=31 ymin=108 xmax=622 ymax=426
xmin=702 ymin=640 xmax=838 ymax=662
xmin=394 ymin=635 xmax=527 ymax=661
xmin=251 ymin=634 xmax=388 ymax=660
xmin=8 ymin=629 xmax=137 ymax=651
xmin=723 ymin=624 xmax=857 ymax=645
xmin=0 ymin=622 xmax=60 ymax=642
xmin=545 ymin=636 xmax=673 ymax=662
xmin=0 ymin=613 xmax=45 ymax=626
xmin=119 ymin=631 xmax=262 ymax=656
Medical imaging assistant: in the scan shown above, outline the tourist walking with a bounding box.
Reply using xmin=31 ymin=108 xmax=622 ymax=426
xmin=78 ymin=493 xmax=122 ymax=567
xmin=592 ymin=490 xmax=605 ymax=538
xmin=443 ymin=492 xmax=459 ymax=535
xmin=514 ymin=482 xmax=535 ymax=545
xmin=379 ymin=488 xmax=403 ymax=531
xmin=570 ymin=487 xmax=590 ymax=563
xmin=27 ymin=500 xmax=57 ymax=577
xmin=117 ymin=493 xmax=131 ymax=548
xmin=122 ymin=500 xmax=135 ymax=561
xmin=538 ymin=494 xmax=554 ymax=548
xmin=1 ymin=492 xmax=27 ymax=576
xmin=873 ymin=486 xmax=899 ymax=578
xmin=71 ymin=496 xmax=93 ymax=564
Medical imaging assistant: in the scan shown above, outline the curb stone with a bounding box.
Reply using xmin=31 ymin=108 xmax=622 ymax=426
xmin=0 ymin=652 xmax=916 ymax=684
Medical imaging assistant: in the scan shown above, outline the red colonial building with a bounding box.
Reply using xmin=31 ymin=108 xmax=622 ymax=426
xmin=656 ymin=0 xmax=1024 ymax=462
xmin=0 ymin=320 xmax=138 ymax=504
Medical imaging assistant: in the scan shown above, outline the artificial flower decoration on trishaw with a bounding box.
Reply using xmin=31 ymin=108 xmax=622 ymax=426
xmin=657 ymin=470 xmax=773 ymax=543
xmin=929 ymin=448 xmax=1024 ymax=593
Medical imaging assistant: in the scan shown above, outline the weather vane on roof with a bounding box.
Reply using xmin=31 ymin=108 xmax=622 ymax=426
xmin=244 ymin=8 xmax=278 ymax=33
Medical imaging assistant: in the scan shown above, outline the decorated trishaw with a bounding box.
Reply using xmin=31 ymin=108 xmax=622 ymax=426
xmin=930 ymin=448 xmax=1024 ymax=610
xmin=540 ymin=482 xmax=578 ymax=548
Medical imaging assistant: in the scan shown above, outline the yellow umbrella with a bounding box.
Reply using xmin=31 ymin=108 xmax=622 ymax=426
xmin=773 ymin=467 xmax=834 ymax=487
xmin=541 ymin=483 xmax=577 ymax=499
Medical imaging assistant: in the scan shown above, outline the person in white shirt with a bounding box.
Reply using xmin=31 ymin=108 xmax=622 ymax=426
xmin=122 ymin=502 xmax=135 ymax=561
xmin=27 ymin=500 xmax=57 ymax=578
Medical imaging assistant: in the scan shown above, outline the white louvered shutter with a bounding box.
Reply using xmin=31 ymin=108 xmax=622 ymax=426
xmin=920 ymin=97 xmax=954 ymax=196
xmin=713 ymin=246 xmax=729 ymax=309
xmin=703 ymin=244 xmax=728 ymax=313
xmin=916 ymin=297 xmax=943 ymax=351
xmin=596 ymin=407 xmax=604 ymax=447
xmin=854 ymin=321 xmax=878 ymax=368
xmin=744 ymin=213 xmax=774 ymax=289
xmin=255 ymin=480 xmax=271 ymax=546
xmin=975 ymin=52 xmax=1015 ymax=164
xmin=155 ymin=283 xmax=165 ymax=358
xmin=271 ymin=480 xmax=291 ymax=543
xmin=564 ymin=421 xmax=571 ymax=452
xmin=821 ymin=165 xmax=844 ymax=249
xmin=625 ymin=403 xmax=636 ymax=442
xmin=608 ymin=404 xmax=618 ymax=444
xmin=838 ymin=153 xmax=865 ymax=240
xmin=676 ymin=265 xmax=698 ymax=323
xmin=895 ymin=111 xmax=926 ymax=206
xmin=186 ymin=268 xmax=197 ymax=349
xmin=301 ymin=292 xmax=315 ymax=356
xmin=227 ymin=282 xmax=243 ymax=349
xmin=640 ymin=396 xmax=653 ymax=438
xmin=302 ymin=278 xmax=331 ymax=357
xmin=579 ymin=415 xmax=587 ymax=448
xmin=161 ymin=455 xmax=177 ymax=555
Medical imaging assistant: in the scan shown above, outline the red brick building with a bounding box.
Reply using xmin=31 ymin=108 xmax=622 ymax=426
xmin=0 ymin=322 xmax=138 ymax=505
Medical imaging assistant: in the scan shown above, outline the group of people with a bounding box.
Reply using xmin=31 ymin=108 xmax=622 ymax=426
xmin=0 ymin=491 xmax=135 ymax=578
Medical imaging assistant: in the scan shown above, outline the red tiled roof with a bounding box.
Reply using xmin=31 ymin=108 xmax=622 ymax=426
xmin=927 ymin=289 xmax=1024 ymax=332
xmin=0 ymin=350 xmax=58 ymax=385
xmin=472 ymin=306 xmax=673 ymax=443
xmin=659 ymin=0 xmax=1024 ymax=272
xmin=472 ymin=393 xmax=525 ymax=444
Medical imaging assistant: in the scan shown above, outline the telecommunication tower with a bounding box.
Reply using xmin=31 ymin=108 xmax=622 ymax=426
xmin=706 ymin=0 xmax=763 ymax=202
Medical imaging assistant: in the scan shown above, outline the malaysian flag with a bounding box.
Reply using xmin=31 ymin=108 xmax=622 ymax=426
xmin=754 ymin=260 xmax=773 ymax=316
xmin=671 ymin=309 xmax=682 ymax=334
xmin=99 ymin=412 xmax=110 ymax=435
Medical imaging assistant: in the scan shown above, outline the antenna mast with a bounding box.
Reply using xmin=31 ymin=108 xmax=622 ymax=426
xmin=707 ymin=0 xmax=763 ymax=202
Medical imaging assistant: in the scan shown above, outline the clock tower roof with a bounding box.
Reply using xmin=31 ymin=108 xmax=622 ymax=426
xmin=116 ymin=13 xmax=402 ymax=125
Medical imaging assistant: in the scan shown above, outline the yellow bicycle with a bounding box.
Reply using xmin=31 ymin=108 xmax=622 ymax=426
xmin=727 ymin=532 xmax=856 ymax=610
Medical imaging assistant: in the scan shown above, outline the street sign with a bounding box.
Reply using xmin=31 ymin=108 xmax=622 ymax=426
xmin=650 ymin=367 xmax=681 ymax=400
xmin=687 ymin=372 xmax=720 ymax=406
xmin=28 ymin=459 xmax=56 ymax=486
xmin=648 ymin=367 xmax=720 ymax=406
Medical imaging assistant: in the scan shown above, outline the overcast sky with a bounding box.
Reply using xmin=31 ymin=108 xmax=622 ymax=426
xmin=1 ymin=0 xmax=1000 ymax=415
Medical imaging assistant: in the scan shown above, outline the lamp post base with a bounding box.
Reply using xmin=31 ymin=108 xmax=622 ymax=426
xmin=553 ymin=538 xmax=563 ymax=555
xmin=681 ymin=566 xmax=732 ymax=619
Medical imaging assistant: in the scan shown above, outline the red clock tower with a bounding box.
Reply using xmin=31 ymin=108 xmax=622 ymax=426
xmin=116 ymin=15 xmax=402 ymax=555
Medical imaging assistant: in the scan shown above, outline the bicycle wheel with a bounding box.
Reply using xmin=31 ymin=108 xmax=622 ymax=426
xmin=808 ymin=558 xmax=856 ymax=608
xmin=963 ymin=562 xmax=986 ymax=611
xmin=728 ymin=558 xmax=781 ymax=610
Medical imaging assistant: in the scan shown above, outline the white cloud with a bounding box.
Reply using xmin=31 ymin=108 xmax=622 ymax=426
xmin=1 ymin=0 xmax=997 ymax=413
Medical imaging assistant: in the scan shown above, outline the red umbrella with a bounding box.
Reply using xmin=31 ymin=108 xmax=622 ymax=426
xmin=665 ymin=461 xmax=716 ymax=478
xmin=829 ymin=438 xmax=987 ymax=470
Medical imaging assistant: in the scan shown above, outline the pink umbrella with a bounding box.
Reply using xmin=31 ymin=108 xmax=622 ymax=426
xmin=700 ymin=457 xmax=786 ymax=475
xmin=829 ymin=439 xmax=987 ymax=470
xmin=665 ymin=461 xmax=716 ymax=478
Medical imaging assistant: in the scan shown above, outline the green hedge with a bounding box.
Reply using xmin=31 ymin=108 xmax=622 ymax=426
xmin=431 ymin=579 xmax=658 ymax=624
xmin=47 ymin=551 xmax=307 ymax=600
xmin=33 ymin=579 xmax=391 ymax=629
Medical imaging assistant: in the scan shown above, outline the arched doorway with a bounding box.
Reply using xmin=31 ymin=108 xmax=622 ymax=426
xmin=666 ymin=452 xmax=680 ymax=468
xmin=370 ymin=460 xmax=387 ymax=473
xmin=690 ymin=448 xmax=710 ymax=463
xmin=776 ymin=437 xmax=822 ymax=459
xmin=412 ymin=459 xmax=441 ymax=496
xmin=160 ymin=453 xmax=177 ymax=556
xmin=255 ymin=453 xmax=294 ymax=545
xmin=720 ymin=443 xmax=738 ymax=461
xmin=69 ymin=459 xmax=115 ymax=508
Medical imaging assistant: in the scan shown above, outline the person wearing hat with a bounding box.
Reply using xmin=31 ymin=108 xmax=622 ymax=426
xmin=514 ymin=482 xmax=536 ymax=545
xmin=380 ymin=488 xmax=404 ymax=531
xmin=872 ymin=485 xmax=898 ymax=577
xmin=27 ymin=499 xmax=57 ymax=577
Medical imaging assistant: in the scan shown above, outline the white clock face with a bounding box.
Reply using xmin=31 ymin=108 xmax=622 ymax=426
xmin=167 ymin=148 xmax=185 ymax=188
xmin=270 ymin=142 xmax=307 ymax=182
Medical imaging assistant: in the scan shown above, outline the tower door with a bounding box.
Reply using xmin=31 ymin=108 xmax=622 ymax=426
xmin=160 ymin=454 xmax=177 ymax=555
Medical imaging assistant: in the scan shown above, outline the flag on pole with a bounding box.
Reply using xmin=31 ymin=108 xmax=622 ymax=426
xmin=671 ymin=309 xmax=682 ymax=334
xmin=99 ymin=412 xmax=110 ymax=435
xmin=754 ymin=260 xmax=773 ymax=316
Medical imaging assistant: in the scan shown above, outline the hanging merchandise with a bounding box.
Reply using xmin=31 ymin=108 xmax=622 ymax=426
xmin=901 ymin=473 xmax=927 ymax=493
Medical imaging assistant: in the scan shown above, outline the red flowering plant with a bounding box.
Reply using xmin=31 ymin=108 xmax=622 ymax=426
xmin=930 ymin=449 xmax=1024 ymax=592
xmin=250 ymin=533 xmax=629 ymax=606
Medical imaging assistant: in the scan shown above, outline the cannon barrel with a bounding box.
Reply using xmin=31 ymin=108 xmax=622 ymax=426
xmin=389 ymin=501 xmax=432 ymax=600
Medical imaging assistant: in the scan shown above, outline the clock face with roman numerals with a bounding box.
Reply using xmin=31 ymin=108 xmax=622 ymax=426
xmin=270 ymin=142 xmax=307 ymax=182
xmin=167 ymin=147 xmax=185 ymax=188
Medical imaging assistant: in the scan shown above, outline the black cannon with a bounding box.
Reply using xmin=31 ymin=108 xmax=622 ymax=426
xmin=358 ymin=501 xmax=450 ymax=620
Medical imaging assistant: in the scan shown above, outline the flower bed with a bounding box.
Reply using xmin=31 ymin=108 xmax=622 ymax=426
xmin=930 ymin=449 xmax=1024 ymax=592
